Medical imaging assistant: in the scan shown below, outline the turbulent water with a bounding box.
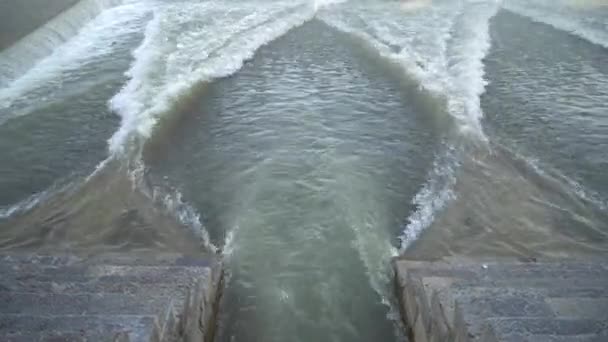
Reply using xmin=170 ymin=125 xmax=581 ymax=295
xmin=1 ymin=0 xmax=607 ymax=340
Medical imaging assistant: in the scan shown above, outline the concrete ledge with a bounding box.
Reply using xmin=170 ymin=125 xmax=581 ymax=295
xmin=393 ymin=258 xmax=608 ymax=342
xmin=0 ymin=252 xmax=223 ymax=342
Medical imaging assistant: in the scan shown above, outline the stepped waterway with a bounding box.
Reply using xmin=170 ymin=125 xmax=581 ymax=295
xmin=1 ymin=0 xmax=607 ymax=340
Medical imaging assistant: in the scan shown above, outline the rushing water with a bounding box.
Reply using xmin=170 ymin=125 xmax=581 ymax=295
xmin=1 ymin=0 xmax=607 ymax=340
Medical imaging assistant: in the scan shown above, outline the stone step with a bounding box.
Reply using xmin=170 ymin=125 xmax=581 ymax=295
xmin=449 ymin=286 xmax=608 ymax=339
xmin=428 ymin=283 xmax=608 ymax=335
xmin=393 ymin=259 xmax=608 ymax=342
xmin=455 ymin=288 xmax=554 ymax=318
xmin=0 ymin=277 xmax=193 ymax=297
xmin=494 ymin=333 xmax=608 ymax=342
xmin=546 ymin=298 xmax=608 ymax=320
xmin=0 ymin=314 xmax=159 ymax=342
xmin=0 ymin=253 xmax=221 ymax=342
xmin=1 ymin=264 xmax=214 ymax=284
xmin=395 ymin=259 xmax=608 ymax=287
xmin=1 ymin=265 xmax=217 ymax=337
xmin=0 ymin=268 xmax=216 ymax=340
xmin=453 ymin=286 xmax=608 ymax=317
xmin=2 ymin=332 xmax=89 ymax=342
xmin=462 ymin=277 xmax=608 ymax=289
xmin=482 ymin=318 xmax=608 ymax=342
xmin=403 ymin=277 xmax=608 ymax=337
xmin=0 ymin=332 xmax=39 ymax=342
xmin=0 ymin=289 xmax=180 ymax=340
xmin=0 ymin=253 xmax=216 ymax=268
xmin=0 ymin=291 xmax=176 ymax=321
xmin=3 ymin=331 xmax=129 ymax=342
xmin=452 ymin=286 xmax=608 ymax=340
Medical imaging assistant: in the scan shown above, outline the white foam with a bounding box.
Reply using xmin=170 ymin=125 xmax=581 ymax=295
xmin=313 ymin=0 xmax=348 ymax=11
xmin=399 ymin=0 xmax=433 ymax=12
xmin=399 ymin=147 xmax=459 ymax=252
xmin=319 ymin=0 xmax=500 ymax=139
xmin=503 ymin=0 xmax=608 ymax=48
xmin=153 ymin=186 xmax=217 ymax=253
xmin=349 ymin=215 xmax=407 ymax=336
xmin=349 ymin=214 xmax=399 ymax=298
xmin=445 ymin=0 xmax=499 ymax=137
xmin=108 ymin=1 xmax=315 ymax=155
xmin=123 ymin=158 xmax=216 ymax=251
xmin=222 ymin=226 xmax=239 ymax=258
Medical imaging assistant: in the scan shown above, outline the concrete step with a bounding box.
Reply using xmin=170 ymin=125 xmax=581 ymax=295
xmin=0 ymin=268 xmax=216 ymax=340
xmin=0 ymin=292 xmax=177 ymax=316
xmin=0 ymin=292 xmax=179 ymax=338
xmin=453 ymin=285 xmax=608 ymax=317
xmin=0 ymin=314 xmax=159 ymax=342
xmin=482 ymin=318 xmax=608 ymax=342
xmin=0 ymin=253 xmax=215 ymax=268
xmin=494 ymin=334 xmax=608 ymax=342
xmin=451 ymin=287 xmax=608 ymax=341
xmin=393 ymin=258 xmax=608 ymax=342
xmin=0 ymin=277 xmax=192 ymax=297
xmin=414 ymin=280 xmax=608 ymax=338
xmin=0 ymin=332 xmax=39 ymax=342
xmin=3 ymin=331 xmax=129 ymax=342
xmin=0 ymin=253 xmax=222 ymax=342
xmin=395 ymin=259 xmax=608 ymax=286
xmin=2 ymin=332 xmax=91 ymax=342
xmin=1 ymin=264 xmax=218 ymax=339
xmin=1 ymin=264 xmax=215 ymax=285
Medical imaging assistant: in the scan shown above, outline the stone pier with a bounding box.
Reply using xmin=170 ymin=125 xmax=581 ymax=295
xmin=394 ymin=258 xmax=608 ymax=342
xmin=0 ymin=253 xmax=222 ymax=342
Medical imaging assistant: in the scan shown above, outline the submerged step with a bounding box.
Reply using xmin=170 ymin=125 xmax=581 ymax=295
xmin=393 ymin=258 xmax=608 ymax=342
xmin=0 ymin=252 xmax=222 ymax=342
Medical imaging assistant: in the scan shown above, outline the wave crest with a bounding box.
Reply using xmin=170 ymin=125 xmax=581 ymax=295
xmin=108 ymin=1 xmax=315 ymax=155
xmin=319 ymin=0 xmax=499 ymax=139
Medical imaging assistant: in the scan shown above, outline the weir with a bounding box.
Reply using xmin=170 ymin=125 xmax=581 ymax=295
xmin=0 ymin=0 xmax=122 ymax=86
xmin=0 ymin=0 xmax=79 ymax=50
xmin=2 ymin=0 xmax=608 ymax=341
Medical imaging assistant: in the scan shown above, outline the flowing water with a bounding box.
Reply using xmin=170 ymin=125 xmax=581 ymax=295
xmin=1 ymin=0 xmax=607 ymax=341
